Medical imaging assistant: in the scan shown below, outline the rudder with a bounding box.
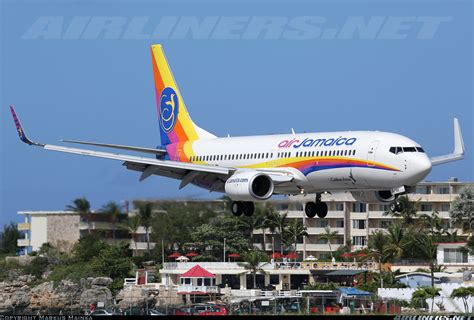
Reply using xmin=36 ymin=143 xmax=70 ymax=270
xmin=151 ymin=45 xmax=215 ymax=146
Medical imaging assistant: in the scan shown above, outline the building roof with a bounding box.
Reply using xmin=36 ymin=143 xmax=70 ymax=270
xmin=337 ymin=287 xmax=372 ymax=296
xmin=310 ymin=270 xmax=367 ymax=276
xmin=181 ymin=265 xmax=216 ymax=278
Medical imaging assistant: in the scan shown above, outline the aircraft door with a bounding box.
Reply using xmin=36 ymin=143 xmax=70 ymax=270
xmin=367 ymin=140 xmax=379 ymax=166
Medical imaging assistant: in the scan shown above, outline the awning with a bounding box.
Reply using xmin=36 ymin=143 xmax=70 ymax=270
xmin=337 ymin=287 xmax=372 ymax=296
xmin=310 ymin=270 xmax=367 ymax=276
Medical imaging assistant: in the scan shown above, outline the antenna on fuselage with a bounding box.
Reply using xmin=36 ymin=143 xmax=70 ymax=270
xmin=291 ymin=128 xmax=296 ymax=135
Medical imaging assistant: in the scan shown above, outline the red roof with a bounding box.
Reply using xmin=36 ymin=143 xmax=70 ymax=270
xmin=181 ymin=265 xmax=216 ymax=278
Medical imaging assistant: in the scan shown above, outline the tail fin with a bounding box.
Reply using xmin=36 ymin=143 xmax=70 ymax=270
xmin=151 ymin=45 xmax=216 ymax=146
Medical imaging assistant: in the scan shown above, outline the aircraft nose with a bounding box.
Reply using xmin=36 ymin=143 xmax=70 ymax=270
xmin=413 ymin=155 xmax=432 ymax=181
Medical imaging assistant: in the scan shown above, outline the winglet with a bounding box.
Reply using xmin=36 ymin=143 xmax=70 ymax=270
xmin=430 ymin=117 xmax=465 ymax=166
xmin=9 ymin=106 xmax=44 ymax=147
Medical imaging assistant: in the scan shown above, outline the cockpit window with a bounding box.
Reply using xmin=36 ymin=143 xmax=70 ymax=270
xmin=390 ymin=146 xmax=424 ymax=154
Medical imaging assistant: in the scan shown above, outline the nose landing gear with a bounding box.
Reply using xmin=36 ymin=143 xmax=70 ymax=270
xmin=305 ymin=194 xmax=328 ymax=218
xmin=389 ymin=199 xmax=405 ymax=213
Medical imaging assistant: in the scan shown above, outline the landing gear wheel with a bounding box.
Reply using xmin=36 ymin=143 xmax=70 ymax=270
xmin=231 ymin=201 xmax=243 ymax=216
xmin=390 ymin=200 xmax=404 ymax=213
xmin=305 ymin=202 xmax=317 ymax=218
xmin=242 ymin=202 xmax=255 ymax=217
xmin=389 ymin=201 xmax=397 ymax=212
xmin=316 ymin=202 xmax=328 ymax=218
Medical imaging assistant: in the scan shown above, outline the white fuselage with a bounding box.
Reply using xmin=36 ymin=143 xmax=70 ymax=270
xmin=167 ymin=130 xmax=432 ymax=194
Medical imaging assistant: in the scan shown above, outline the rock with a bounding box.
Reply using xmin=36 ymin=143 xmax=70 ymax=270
xmin=116 ymin=286 xmax=158 ymax=309
xmin=91 ymin=277 xmax=113 ymax=287
xmin=0 ymin=280 xmax=31 ymax=313
xmin=80 ymin=287 xmax=113 ymax=308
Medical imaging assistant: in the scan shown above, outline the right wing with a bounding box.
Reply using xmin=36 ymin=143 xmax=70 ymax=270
xmin=430 ymin=118 xmax=465 ymax=166
xmin=9 ymin=106 xmax=233 ymax=187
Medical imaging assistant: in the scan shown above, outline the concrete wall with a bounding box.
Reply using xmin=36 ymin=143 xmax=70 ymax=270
xmin=47 ymin=214 xmax=80 ymax=252
xmin=30 ymin=215 xmax=47 ymax=251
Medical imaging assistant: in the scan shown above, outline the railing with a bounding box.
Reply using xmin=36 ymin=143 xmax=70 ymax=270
xmin=123 ymin=278 xmax=137 ymax=286
xmin=17 ymin=223 xmax=30 ymax=231
xmin=273 ymin=261 xmax=378 ymax=271
xmin=17 ymin=239 xmax=30 ymax=247
xmin=177 ymin=285 xmax=220 ymax=294
xmin=163 ymin=262 xmax=242 ymax=270
xmin=261 ymin=290 xmax=302 ymax=297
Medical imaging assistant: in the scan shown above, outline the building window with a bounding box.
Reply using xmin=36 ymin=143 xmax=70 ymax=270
xmin=416 ymin=186 xmax=429 ymax=194
xmin=317 ymin=238 xmax=328 ymax=244
xmin=335 ymin=203 xmax=344 ymax=211
xmin=444 ymin=248 xmax=468 ymax=263
xmin=352 ymin=203 xmax=366 ymax=213
xmin=420 ymin=204 xmax=433 ymax=212
xmin=352 ymin=220 xmax=366 ymax=229
xmin=441 ymin=204 xmax=450 ymax=211
xmin=379 ymin=204 xmax=390 ymax=211
xmin=437 ymin=187 xmax=450 ymax=194
xmin=335 ymin=220 xmax=344 ymax=228
xmin=334 ymin=237 xmax=344 ymax=245
xmin=352 ymin=236 xmax=367 ymax=246
xmin=316 ymin=220 xmax=328 ymax=228
xmin=270 ymin=275 xmax=279 ymax=285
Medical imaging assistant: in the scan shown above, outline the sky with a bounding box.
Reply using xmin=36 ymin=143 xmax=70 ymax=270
xmin=1 ymin=0 xmax=472 ymax=228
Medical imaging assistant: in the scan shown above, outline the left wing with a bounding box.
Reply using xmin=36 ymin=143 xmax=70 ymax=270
xmin=9 ymin=106 xmax=234 ymax=186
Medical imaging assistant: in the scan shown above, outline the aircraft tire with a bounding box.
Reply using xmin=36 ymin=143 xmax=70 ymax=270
xmin=316 ymin=202 xmax=328 ymax=218
xmin=231 ymin=201 xmax=243 ymax=216
xmin=305 ymin=202 xmax=317 ymax=218
xmin=243 ymin=202 xmax=255 ymax=217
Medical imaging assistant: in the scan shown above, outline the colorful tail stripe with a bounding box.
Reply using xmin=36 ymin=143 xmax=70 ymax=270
xmin=151 ymin=45 xmax=200 ymax=146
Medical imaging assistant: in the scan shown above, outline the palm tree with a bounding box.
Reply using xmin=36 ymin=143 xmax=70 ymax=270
xmin=367 ymin=230 xmax=391 ymax=288
xmin=319 ymin=226 xmax=338 ymax=259
xmin=284 ymin=219 xmax=308 ymax=255
xmin=264 ymin=208 xmax=279 ymax=254
xmin=415 ymin=234 xmax=438 ymax=287
xmin=137 ymin=202 xmax=153 ymax=255
xmin=101 ymin=201 xmax=122 ymax=240
xmin=119 ymin=215 xmax=141 ymax=256
xmin=385 ymin=223 xmax=409 ymax=261
xmin=449 ymin=187 xmax=474 ymax=234
xmin=265 ymin=211 xmax=289 ymax=255
xmin=66 ymin=197 xmax=92 ymax=234
xmin=450 ymin=287 xmax=474 ymax=313
xmin=239 ymin=250 xmax=268 ymax=289
xmin=419 ymin=211 xmax=444 ymax=240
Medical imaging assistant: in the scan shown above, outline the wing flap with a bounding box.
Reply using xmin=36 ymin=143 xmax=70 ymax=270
xmin=61 ymin=139 xmax=167 ymax=155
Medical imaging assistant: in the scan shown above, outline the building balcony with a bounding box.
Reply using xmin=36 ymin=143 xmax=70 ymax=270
xmin=130 ymin=240 xmax=156 ymax=251
xmin=306 ymin=227 xmax=344 ymax=235
xmin=17 ymin=239 xmax=30 ymax=247
xmin=296 ymin=243 xmax=338 ymax=251
xmin=17 ymin=223 xmax=30 ymax=231
xmin=178 ymin=285 xmax=220 ymax=294
xmin=286 ymin=210 xmax=344 ymax=219
xmin=350 ymin=228 xmax=368 ymax=236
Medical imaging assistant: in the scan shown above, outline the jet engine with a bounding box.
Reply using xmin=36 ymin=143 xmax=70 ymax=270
xmin=351 ymin=190 xmax=395 ymax=203
xmin=225 ymin=171 xmax=274 ymax=201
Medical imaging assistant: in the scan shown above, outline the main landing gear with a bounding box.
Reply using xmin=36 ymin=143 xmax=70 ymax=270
xmin=305 ymin=194 xmax=328 ymax=219
xmin=231 ymin=201 xmax=255 ymax=217
xmin=389 ymin=198 xmax=405 ymax=213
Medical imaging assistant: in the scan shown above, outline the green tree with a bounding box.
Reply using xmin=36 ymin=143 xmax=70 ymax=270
xmin=367 ymin=230 xmax=391 ymax=288
xmin=450 ymin=187 xmax=474 ymax=234
xmin=412 ymin=287 xmax=441 ymax=311
xmin=265 ymin=212 xmax=289 ymax=255
xmin=385 ymin=223 xmax=409 ymax=260
xmin=66 ymin=197 xmax=92 ymax=234
xmin=284 ymin=219 xmax=308 ymax=254
xmin=415 ymin=234 xmax=438 ymax=287
xmin=137 ymin=203 xmax=153 ymax=254
xmin=239 ymin=250 xmax=269 ymax=289
xmin=119 ymin=215 xmax=141 ymax=257
xmin=263 ymin=208 xmax=280 ymax=254
xmin=467 ymin=236 xmax=474 ymax=255
xmin=0 ymin=222 xmax=21 ymax=254
xmin=72 ymin=234 xmax=108 ymax=261
xmin=319 ymin=226 xmax=338 ymax=259
xmin=419 ymin=211 xmax=445 ymax=240
xmin=450 ymin=286 xmax=474 ymax=313
xmin=101 ymin=201 xmax=122 ymax=240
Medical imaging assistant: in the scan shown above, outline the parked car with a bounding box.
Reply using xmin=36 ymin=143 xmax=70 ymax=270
xmin=148 ymin=309 xmax=166 ymax=316
xmin=91 ymin=309 xmax=120 ymax=316
xmin=173 ymin=305 xmax=195 ymax=315
xmin=197 ymin=305 xmax=228 ymax=316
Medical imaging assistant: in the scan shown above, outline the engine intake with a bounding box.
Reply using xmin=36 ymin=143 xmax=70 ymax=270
xmin=225 ymin=171 xmax=274 ymax=201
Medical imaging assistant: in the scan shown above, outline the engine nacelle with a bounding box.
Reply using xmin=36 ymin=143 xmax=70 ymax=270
xmin=351 ymin=190 xmax=395 ymax=203
xmin=225 ymin=171 xmax=274 ymax=201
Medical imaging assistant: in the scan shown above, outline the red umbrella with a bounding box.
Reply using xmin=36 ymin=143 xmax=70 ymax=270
xmin=285 ymin=253 xmax=298 ymax=259
xmin=341 ymin=253 xmax=353 ymax=258
xmin=168 ymin=252 xmax=180 ymax=258
xmin=357 ymin=252 xmax=367 ymax=257
xmin=227 ymin=253 xmax=241 ymax=258
xmin=186 ymin=252 xmax=199 ymax=257
xmin=270 ymin=253 xmax=282 ymax=259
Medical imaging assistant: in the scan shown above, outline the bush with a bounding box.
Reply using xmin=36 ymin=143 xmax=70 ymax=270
xmin=26 ymin=257 xmax=49 ymax=278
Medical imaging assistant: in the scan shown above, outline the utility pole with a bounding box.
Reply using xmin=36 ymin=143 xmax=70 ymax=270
xmin=223 ymin=238 xmax=226 ymax=262
xmin=161 ymin=239 xmax=165 ymax=265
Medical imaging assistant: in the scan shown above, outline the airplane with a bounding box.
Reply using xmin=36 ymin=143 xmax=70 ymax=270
xmin=9 ymin=44 xmax=465 ymax=219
